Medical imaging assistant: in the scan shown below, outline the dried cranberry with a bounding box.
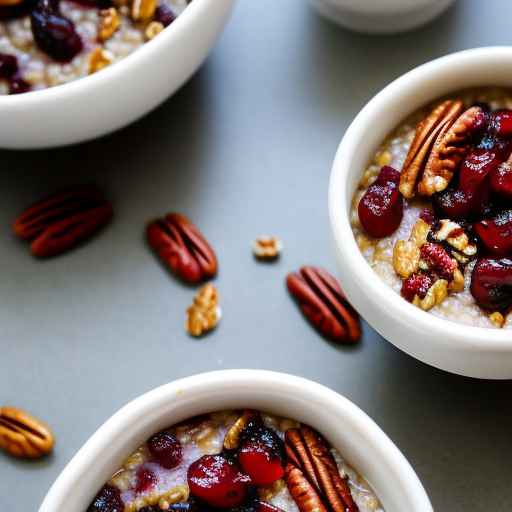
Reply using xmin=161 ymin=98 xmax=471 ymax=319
xmin=490 ymin=158 xmax=512 ymax=199
xmin=147 ymin=431 xmax=182 ymax=469
xmin=401 ymin=273 xmax=433 ymax=302
xmin=432 ymin=187 xmax=475 ymax=221
xmin=358 ymin=166 xmax=403 ymax=238
xmin=459 ymin=148 xmax=503 ymax=192
xmin=87 ymin=485 xmax=123 ymax=512
xmin=474 ymin=210 xmax=512 ymax=257
xmin=489 ymin=109 xmax=512 ymax=138
xmin=0 ymin=53 xmax=17 ymax=79
xmin=188 ymin=454 xmax=249 ymax=508
xmin=135 ymin=466 xmax=157 ymax=494
xmin=470 ymin=257 xmax=512 ymax=310
xmin=154 ymin=3 xmax=175 ymax=26
xmin=420 ymin=243 xmax=456 ymax=280
xmin=31 ymin=0 xmax=83 ymax=62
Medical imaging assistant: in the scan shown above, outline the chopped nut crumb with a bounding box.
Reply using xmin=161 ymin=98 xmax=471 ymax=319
xmin=375 ymin=150 xmax=391 ymax=167
xmin=186 ymin=283 xmax=220 ymax=337
xmin=253 ymin=236 xmax=282 ymax=260
xmin=489 ymin=311 xmax=505 ymax=328
xmin=98 ymin=7 xmax=120 ymax=41
xmin=145 ymin=20 xmax=164 ymax=40
xmin=88 ymin=47 xmax=114 ymax=74
xmin=131 ymin=0 xmax=156 ymax=21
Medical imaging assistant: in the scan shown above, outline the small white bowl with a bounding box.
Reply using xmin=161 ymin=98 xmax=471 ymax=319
xmin=309 ymin=0 xmax=455 ymax=34
xmin=329 ymin=47 xmax=512 ymax=379
xmin=0 ymin=0 xmax=235 ymax=149
xmin=39 ymin=370 xmax=432 ymax=512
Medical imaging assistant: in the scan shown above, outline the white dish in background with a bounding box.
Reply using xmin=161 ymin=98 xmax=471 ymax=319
xmin=329 ymin=46 xmax=512 ymax=379
xmin=310 ymin=0 xmax=455 ymax=34
xmin=0 ymin=0 xmax=235 ymax=149
xmin=39 ymin=370 xmax=432 ymax=512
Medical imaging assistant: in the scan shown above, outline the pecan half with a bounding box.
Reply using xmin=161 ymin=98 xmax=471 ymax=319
xmin=0 ymin=406 xmax=54 ymax=458
xmin=286 ymin=267 xmax=360 ymax=344
xmin=285 ymin=463 xmax=328 ymax=512
xmin=419 ymin=106 xmax=484 ymax=196
xmin=285 ymin=426 xmax=358 ymax=512
xmin=12 ymin=185 xmax=113 ymax=258
xmin=147 ymin=213 xmax=217 ymax=284
xmin=400 ymin=100 xmax=463 ymax=199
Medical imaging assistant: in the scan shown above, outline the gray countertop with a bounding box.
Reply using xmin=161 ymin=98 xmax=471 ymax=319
xmin=1 ymin=0 xmax=512 ymax=509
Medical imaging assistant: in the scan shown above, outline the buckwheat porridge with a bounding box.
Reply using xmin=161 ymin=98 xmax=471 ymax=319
xmin=87 ymin=410 xmax=383 ymax=512
xmin=0 ymin=0 xmax=188 ymax=93
xmin=351 ymin=87 xmax=512 ymax=329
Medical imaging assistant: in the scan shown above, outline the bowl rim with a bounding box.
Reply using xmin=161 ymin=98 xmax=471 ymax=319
xmin=0 ymin=0 xmax=216 ymax=105
xmin=329 ymin=46 xmax=512 ymax=351
xmin=39 ymin=369 xmax=433 ymax=511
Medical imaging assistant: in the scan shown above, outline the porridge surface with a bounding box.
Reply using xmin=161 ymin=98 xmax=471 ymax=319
xmin=101 ymin=410 xmax=384 ymax=512
xmin=0 ymin=0 xmax=187 ymax=92
xmin=350 ymin=87 xmax=512 ymax=328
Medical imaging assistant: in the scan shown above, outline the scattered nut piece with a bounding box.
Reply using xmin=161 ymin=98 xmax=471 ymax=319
xmin=145 ymin=20 xmax=164 ymax=40
xmin=223 ymin=410 xmax=254 ymax=450
xmin=413 ymin=279 xmax=448 ymax=311
xmin=158 ymin=485 xmax=189 ymax=510
xmin=410 ymin=218 xmax=431 ymax=247
xmin=88 ymin=47 xmax=114 ymax=74
xmin=489 ymin=311 xmax=505 ymax=328
xmin=131 ymin=0 xmax=156 ymax=21
xmin=253 ymin=236 xmax=282 ymax=261
xmin=375 ymin=150 xmax=391 ymax=167
xmin=434 ymin=219 xmax=477 ymax=256
xmin=258 ymin=479 xmax=286 ymax=501
xmin=0 ymin=406 xmax=54 ymax=458
xmin=393 ymin=240 xmax=420 ymax=279
xmin=186 ymin=283 xmax=220 ymax=337
xmin=98 ymin=7 xmax=120 ymax=41
xmin=448 ymin=268 xmax=465 ymax=293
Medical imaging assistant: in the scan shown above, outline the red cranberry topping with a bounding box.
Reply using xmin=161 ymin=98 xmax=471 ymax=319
xmin=459 ymin=148 xmax=503 ymax=193
xmin=420 ymin=243 xmax=456 ymax=280
xmin=0 ymin=53 xmax=18 ymax=79
xmin=135 ymin=466 xmax=157 ymax=494
xmin=147 ymin=431 xmax=182 ymax=469
xmin=488 ymin=109 xmax=512 ymax=138
xmin=154 ymin=3 xmax=175 ymax=26
xmin=491 ymin=158 xmax=512 ymax=199
xmin=239 ymin=441 xmax=284 ymax=486
xmin=358 ymin=166 xmax=403 ymax=238
xmin=31 ymin=0 xmax=83 ymax=62
xmin=87 ymin=485 xmax=124 ymax=512
xmin=187 ymin=454 xmax=249 ymax=508
xmin=474 ymin=210 xmax=512 ymax=257
xmin=470 ymin=257 xmax=512 ymax=310
xmin=401 ymin=273 xmax=433 ymax=302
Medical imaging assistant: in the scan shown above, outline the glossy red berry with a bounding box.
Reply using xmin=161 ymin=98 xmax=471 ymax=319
xmin=470 ymin=257 xmax=512 ymax=310
xmin=491 ymin=158 xmax=512 ymax=199
xmin=474 ymin=210 xmax=512 ymax=257
xmin=0 ymin=53 xmax=17 ymax=78
xmin=135 ymin=466 xmax=157 ymax=494
xmin=147 ymin=431 xmax=182 ymax=469
xmin=154 ymin=3 xmax=175 ymax=26
xmin=87 ymin=485 xmax=124 ymax=512
xmin=239 ymin=441 xmax=284 ymax=486
xmin=420 ymin=243 xmax=456 ymax=280
xmin=358 ymin=166 xmax=403 ymax=238
xmin=489 ymin=109 xmax=512 ymax=138
xmin=187 ymin=454 xmax=249 ymax=508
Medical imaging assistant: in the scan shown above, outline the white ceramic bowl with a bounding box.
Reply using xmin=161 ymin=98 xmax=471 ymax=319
xmin=0 ymin=0 xmax=235 ymax=149
xmin=39 ymin=370 xmax=432 ymax=511
xmin=329 ymin=47 xmax=512 ymax=380
xmin=309 ymin=0 xmax=455 ymax=34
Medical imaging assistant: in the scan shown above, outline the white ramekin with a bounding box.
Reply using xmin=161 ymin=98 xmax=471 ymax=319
xmin=39 ymin=370 xmax=432 ymax=511
xmin=309 ymin=0 xmax=455 ymax=34
xmin=329 ymin=47 xmax=512 ymax=380
xmin=0 ymin=0 xmax=235 ymax=149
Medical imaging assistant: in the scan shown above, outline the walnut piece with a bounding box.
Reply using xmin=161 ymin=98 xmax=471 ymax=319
xmin=253 ymin=236 xmax=282 ymax=260
xmin=392 ymin=218 xmax=430 ymax=278
xmin=98 ymin=7 xmax=120 ymax=41
xmin=413 ymin=279 xmax=448 ymax=311
xmin=88 ymin=47 xmax=113 ymax=74
xmin=433 ymin=219 xmax=477 ymax=256
xmin=489 ymin=312 xmax=505 ymax=328
xmin=186 ymin=283 xmax=220 ymax=337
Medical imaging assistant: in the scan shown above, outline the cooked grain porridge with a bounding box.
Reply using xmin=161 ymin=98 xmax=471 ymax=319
xmin=351 ymin=87 xmax=512 ymax=328
xmin=0 ymin=0 xmax=188 ymax=93
xmin=87 ymin=410 xmax=383 ymax=512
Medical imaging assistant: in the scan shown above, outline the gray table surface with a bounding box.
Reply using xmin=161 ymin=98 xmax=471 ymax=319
xmin=2 ymin=0 xmax=512 ymax=509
